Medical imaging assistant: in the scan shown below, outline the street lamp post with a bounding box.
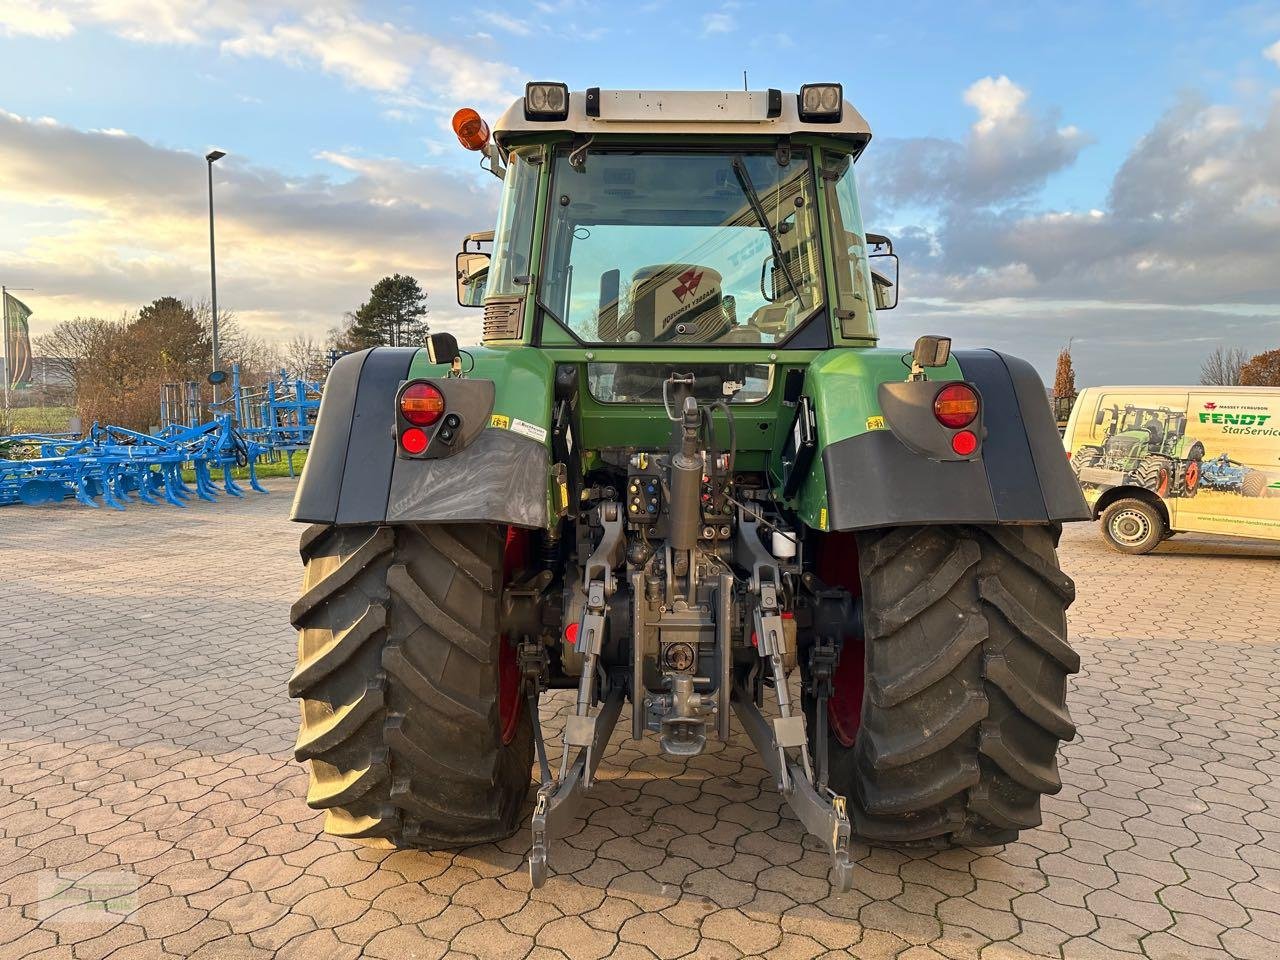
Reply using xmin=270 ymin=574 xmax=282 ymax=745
xmin=206 ymin=149 xmax=226 ymax=404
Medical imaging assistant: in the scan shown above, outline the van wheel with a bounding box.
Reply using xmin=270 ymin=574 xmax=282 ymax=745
xmin=1100 ymin=498 xmax=1166 ymax=555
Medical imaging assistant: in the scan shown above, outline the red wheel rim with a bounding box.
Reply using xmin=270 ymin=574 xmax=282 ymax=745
xmin=498 ymin=527 xmax=529 ymax=745
xmin=1185 ymin=460 xmax=1199 ymax=490
xmin=1157 ymin=469 xmax=1170 ymax=497
xmin=816 ymin=532 xmax=865 ymax=748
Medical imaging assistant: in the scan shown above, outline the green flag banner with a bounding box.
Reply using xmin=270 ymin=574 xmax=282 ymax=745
xmin=4 ymin=292 xmax=32 ymax=389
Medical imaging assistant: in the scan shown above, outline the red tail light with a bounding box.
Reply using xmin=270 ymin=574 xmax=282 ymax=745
xmin=400 ymin=427 xmax=428 ymax=454
xmin=951 ymin=430 xmax=978 ymax=456
xmin=934 ymin=383 xmax=979 ymax=429
xmin=400 ymin=383 xmax=445 ymax=427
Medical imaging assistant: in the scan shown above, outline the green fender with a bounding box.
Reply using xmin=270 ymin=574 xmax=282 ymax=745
xmin=291 ymin=345 xmax=556 ymax=528
xmin=802 ymin=347 xmax=1089 ymax=531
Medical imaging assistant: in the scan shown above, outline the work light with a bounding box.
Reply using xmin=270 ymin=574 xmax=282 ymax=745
xmin=524 ymin=82 xmax=570 ymax=121
xmin=798 ymin=83 xmax=843 ymax=122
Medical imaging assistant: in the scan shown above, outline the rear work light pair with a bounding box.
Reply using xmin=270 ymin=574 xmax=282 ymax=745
xmin=933 ymin=383 xmax=980 ymax=456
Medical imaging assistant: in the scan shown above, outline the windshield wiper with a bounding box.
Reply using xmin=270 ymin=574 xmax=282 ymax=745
xmin=731 ymin=155 xmax=804 ymax=310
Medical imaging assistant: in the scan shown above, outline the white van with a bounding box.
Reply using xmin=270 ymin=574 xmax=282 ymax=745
xmin=1063 ymin=386 xmax=1280 ymax=553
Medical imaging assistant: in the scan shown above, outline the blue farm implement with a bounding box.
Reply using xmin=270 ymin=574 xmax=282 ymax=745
xmin=221 ymin=367 xmax=322 ymax=477
xmin=0 ymin=417 xmax=266 ymax=510
xmin=2 ymin=365 xmax=323 ymax=511
xmin=1198 ymin=453 xmax=1271 ymax=497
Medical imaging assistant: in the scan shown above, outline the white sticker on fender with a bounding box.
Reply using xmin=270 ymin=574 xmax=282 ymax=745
xmin=510 ymin=418 xmax=548 ymax=444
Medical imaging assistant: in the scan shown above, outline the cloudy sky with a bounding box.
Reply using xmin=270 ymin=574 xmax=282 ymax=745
xmin=1 ymin=0 xmax=1278 ymax=385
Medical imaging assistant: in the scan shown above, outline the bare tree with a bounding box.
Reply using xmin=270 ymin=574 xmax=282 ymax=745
xmin=36 ymin=316 xmax=120 ymax=387
xmin=1200 ymin=346 xmax=1248 ymax=386
xmin=281 ymin=334 xmax=327 ymax=381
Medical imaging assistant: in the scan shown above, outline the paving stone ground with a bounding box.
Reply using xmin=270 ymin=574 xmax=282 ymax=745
xmin=2 ymin=483 xmax=1280 ymax=959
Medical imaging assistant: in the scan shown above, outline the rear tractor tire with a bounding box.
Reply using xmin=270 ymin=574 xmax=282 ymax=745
xmin=1241 ymin=470 xmax=1268 ymax=498
xmin=1133 ymin=456 xmax=1173 ymax=498
xmin=816 ymin=524 xmax=1079 ymax=847
xmin=1174 ymin=457 xmax=1202 ymax=499
xmin=1069 ymin=445 xmax=1102 ymax=479
xmin=289 ymin=523 xmax=534 ymax=848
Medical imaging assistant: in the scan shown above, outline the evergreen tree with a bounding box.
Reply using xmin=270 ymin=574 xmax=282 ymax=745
xmin=343 ymin=274 xmax=429 ymax=348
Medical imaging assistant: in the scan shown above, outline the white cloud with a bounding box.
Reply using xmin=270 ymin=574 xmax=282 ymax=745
xmin=0 ymin=0 xmax=73 ymax=37
xmin=1266 ymin=39 xmax=1280 ymax=67
xmin=964 ymin=75 xmax=1027 ymax=135
xmin=2 ymin=1 xmax=523 ymax=108
xmin=861 ymin=70 xmax=1280 ymax=383
xmin=702 ymin=12 xmax=733 ymax=34
xmin=476 ymin=10 xmax=532 ymax=36
xmin=701 ymin=2 xmax=739 ymax=36
xmin=222 ymin=12 xmax=417 ymax=94
xmin=863 ymin=74 xmax=1089 ymax=210
xmin=0 ymin=108 xmax=498 ymax=344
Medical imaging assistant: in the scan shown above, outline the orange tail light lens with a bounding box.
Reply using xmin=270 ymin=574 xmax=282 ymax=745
xmin=400 ymin=382 xmax=445 ymax=427
xmin=934 ymin=383 xmax=980 ymax=429
xmin=452 ymin=108 xmax=490 ymax=151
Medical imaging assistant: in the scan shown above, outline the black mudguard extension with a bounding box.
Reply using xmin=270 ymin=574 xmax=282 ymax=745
xmin=823 ymin=349 xmax=1089 ymax=531
xmin=290 ymin=347 xmax=549 ymax=528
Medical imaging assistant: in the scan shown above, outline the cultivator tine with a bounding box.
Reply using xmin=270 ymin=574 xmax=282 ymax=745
xmin=247 ymin=459 xmax=268 ymax=494
xmin=194 ymin=461 xmax=218 ymax=502
xmin=74 ymin=476 xmax=98 ymax=509
xmin=161 ymin=468 xmax=185 ymax=508
xmin=136 ymin=471 xmax=159 ymax=506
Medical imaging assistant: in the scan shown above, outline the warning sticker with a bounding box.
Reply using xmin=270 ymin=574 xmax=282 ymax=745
xmin=819 ymin=507 xmax=828 ymax=530
xmin=865 ymin=416 xmax=886 ymax=431
xmin=510 ymin=418 xmax=548 ymax=444
xmin=490 ymin=414 xmax=510 ymax=429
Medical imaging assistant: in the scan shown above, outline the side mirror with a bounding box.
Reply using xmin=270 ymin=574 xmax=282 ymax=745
xmin=870 ymin=257 xmax=899 ymax=310
xmin=867 ymin=233 xmax=899 ymax=311
xmin=1094 ymin=410 xmax=1106 ymax=427
xmin=456 ymin=251 xmax=491 ymax=307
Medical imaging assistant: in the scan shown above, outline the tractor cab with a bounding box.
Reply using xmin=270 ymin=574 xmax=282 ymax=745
xmin=453 ymin=84 xmax=888 ymax=353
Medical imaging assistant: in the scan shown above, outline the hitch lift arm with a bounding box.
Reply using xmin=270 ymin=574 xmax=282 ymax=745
xmin=528 ymin=503 xmax=626 ymax=887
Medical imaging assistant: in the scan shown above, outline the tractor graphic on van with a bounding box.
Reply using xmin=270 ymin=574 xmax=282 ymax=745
xmin=1071 ymin=404 xmax=1205 ymax=499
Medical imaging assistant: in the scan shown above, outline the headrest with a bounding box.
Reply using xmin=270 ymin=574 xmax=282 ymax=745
xmin=628 ymin=265 xmax=723 ymax=341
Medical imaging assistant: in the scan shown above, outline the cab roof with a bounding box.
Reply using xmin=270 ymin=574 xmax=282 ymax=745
xmin=492 ymin=87 xmax=872 ymax=154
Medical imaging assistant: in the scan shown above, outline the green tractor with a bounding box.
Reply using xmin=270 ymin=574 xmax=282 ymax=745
xmin=289 ymin=83 xmax=1089 ymax=891
xmin=1072 ymin=403 xmax=1206 ymax=499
